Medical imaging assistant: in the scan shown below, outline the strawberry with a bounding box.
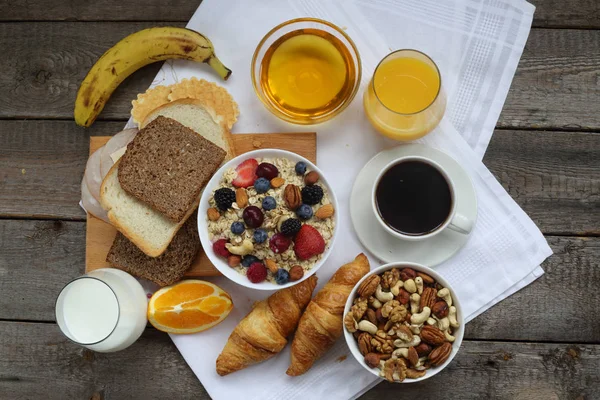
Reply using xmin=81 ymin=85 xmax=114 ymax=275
xmin=293 ymin=225 xmax=325 ymax=260
xmin=232 ymin=158 xmax=258 ymax=188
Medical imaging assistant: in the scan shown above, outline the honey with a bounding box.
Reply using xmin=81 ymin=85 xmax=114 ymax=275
xmin=260 ymin=29 xmax=357 ymax=121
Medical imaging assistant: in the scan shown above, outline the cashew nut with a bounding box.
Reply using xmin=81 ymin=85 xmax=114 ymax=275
xmin=225 ymin=239 xmax=254 ymax=256
xmin=409 ymin=293 xmax=420 ymax=314
xmin=375 ymin=284 xmax=394 ymax=303
xmin=390 ymin=280 xmax=404 ymax=296
xmin=394 ymin=335 xmax=420 ymax=348
xmin=370 ymin=297 xmax=382 ymax=309
xmin=444 ymin=329 xmax=456 ymax=342
xmin=392 ymin=348 xmax=409 ymax=359
xmin=404 ymin=279 xmax=417 ymax=294
xmin=448 ymin=306 xmax=459 ymax=328
xmin=415 ymin=276 xmax=424 ymax=295
xmin=426 ymin=317 xmax=437 ymax=326
xmin=409 ymin=324 xmax=422 ymax=335
xmin=415 ymin=357 xmax=428 ymax=370
xmin=437 ymin=288 xmax=452 ymax=307
xmin=438 ymin=317 xmax=450 ymax=331
xmin=411 ymin=307 xmax=431 ymax=325
xmin=357 ymin=320 xmax=378 ymax=335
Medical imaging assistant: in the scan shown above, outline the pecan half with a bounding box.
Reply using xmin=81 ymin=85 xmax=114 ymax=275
xmin=420 ymin=287 xmax=438 ymax=311
xmin=283 ymin=184 xmax=301 ymax=210
xmin=357 ymin=332 xmax=373 ymax=356
xmin=364 ymin=353 xmax=382 ymax=368
xmin=428 ymin=342 xmax=452 ymax=366
xmin=381 ymin=268 xmax=400 ymax=290
xmin=395 ymin=288 xmax=410 ymax=305
xmin=357 ymin=275 xmax=380 ymax=299
xmin=420 ymin=325 xmax=446 ymax=346
xmin=399 ymin=268 xmax=417 ymax=281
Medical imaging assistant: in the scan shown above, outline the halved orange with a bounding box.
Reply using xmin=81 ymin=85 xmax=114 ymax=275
xmin=148 ymin=280 xmax=233 ymax=334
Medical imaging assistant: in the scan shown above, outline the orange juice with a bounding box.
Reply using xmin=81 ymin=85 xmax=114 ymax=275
xmin=364 ymin=50 xmax=446 ymax=140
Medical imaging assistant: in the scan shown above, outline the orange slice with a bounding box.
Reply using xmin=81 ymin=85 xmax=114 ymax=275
xmin=148 ymin=280 xmax=233 ymax=334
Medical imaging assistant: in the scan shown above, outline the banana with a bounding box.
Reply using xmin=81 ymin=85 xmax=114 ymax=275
xmin=74 ymin=27 xmax=232 ymax=127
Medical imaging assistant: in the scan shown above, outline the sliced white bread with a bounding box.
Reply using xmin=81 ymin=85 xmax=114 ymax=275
xmin=100 ymin=160 xmax=197 ymax=257
xmin=141 ymin=99 xmax=236 ymax=160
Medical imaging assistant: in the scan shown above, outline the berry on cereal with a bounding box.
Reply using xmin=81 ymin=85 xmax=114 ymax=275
xmin=262 ymin=196 xmax=277 ymax=210
xmin=301 ymin=185 xmax=324 ymax=205
xmin=232 ymin=158 xmax=258 ymax=188
xmin=247 ymin=262 xmax=268 ymax=283
xmin=214 ymin=188 xmax=236 ymax=211
xmin=256 ymin=162 xmax=279 ymax=180
xmin=296 ymin=204 xmax=313 ymax=220
xmin=294 ymin=225 xmax=325 ymax=260
xmin=254 ymin=177 xmax=271 ymax=193
xmin=274 ymin=268 xmax=290 ymax=285
xmin=213 ymin=239 xmax=231 ymax=258
xmin=241 ymin=255 xmax=260 ymax=268
xmin=243 ymin=206 xmax=264 ymax=228
xmin=269 ymin=233 xmax=291 ymax=254
xmin=281 ymin=218 xmax=302 ymax=237
xmin=231 ymin=221 xmax=245 ymax=235
xmin=295 ymin=161 xmax=307 ymax=175
xmin=253 ymin=228 xmax=268 ymax=244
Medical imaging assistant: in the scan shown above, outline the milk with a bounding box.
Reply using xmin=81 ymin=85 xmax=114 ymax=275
xmin=56 ymin=268 xmax=147 ymax=352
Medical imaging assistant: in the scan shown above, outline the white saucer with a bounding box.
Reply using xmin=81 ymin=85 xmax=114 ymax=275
xmin=350 ymin=144 xmax=477 ymax=266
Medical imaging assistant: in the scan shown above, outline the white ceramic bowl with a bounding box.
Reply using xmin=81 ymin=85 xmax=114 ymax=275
xmin=198 ymin=149 xmax=339 ymax=291
xmin=343 ymin=262 xmax=464 ymax=382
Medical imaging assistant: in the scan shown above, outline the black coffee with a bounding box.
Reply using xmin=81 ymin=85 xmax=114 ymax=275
xmin=375 ymin=160 xmax=452 ymax=236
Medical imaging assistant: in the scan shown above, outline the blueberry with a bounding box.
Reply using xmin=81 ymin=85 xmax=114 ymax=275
xmin=231 ymin=221 xmax=245 ymax=235
xmin=241 ymin=255 xmax=259 ymax=268
xmin=274 ymin=268 xmax=290 ymax=285
xmin=254 ymin=177 xmax=271 ymax=194
xmin=295 ymin=161 xmax=307 ymax=175
xmin=262 ymin=196 xmax=276 ymax=210
xmin=296 ymin=204 xmax=313 ymax=220
xmin=253 ymin=228 xmax=268 ymax=244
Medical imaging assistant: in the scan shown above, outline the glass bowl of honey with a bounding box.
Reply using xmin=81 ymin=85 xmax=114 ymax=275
xmin=252 ymin=18 xmax=362 ymax=125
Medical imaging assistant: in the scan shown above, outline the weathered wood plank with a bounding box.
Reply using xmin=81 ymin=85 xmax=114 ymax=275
xmin=1 ymin=217 xmax=598 ymax=344
xmin=0 ymin=0 xmax=598 ymax=29
xmin=1 ymin=23 xmax=600 ymax=132
xmin=0 ymin=321 xmax=596 ymax=399
xmin=2 ymin=121 xmax=598 ymax=235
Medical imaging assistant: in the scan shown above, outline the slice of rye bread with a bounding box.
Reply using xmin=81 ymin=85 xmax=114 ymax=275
xmin=106 ymin=211 xmax=200 ymax=286
xmin=118 ymin=116 xmax=226 ymax=222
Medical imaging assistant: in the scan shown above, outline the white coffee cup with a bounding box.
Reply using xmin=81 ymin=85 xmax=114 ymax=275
xmin=372 ymin=156 xmax=472 ymax=241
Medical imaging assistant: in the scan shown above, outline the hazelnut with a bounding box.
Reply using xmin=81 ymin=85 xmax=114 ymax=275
xmin=415 ymin=343 xmax=432 ymax=357
xmin=304 ymin=171 xmax=320 ymax=185
xmin=289 ymin=265 xmax=304 ymax=281
xmin=375 ymin=308 xmax=386 ymax=323
xmin=399 ymin=268 xmax=417 ymax=281
xmin=395 ymin=288 xmax=410 ymax=305
xmin=364 ymin=353 xmax=382 ymax=368
xmin=432 ymin=301 xmax=449 ymax=318
xmin=227 ymin=255 xmax=241 ymax=267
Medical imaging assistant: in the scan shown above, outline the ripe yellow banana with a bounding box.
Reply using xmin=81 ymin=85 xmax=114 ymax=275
xmin=74 ymin=27 xmax=232 ymax=127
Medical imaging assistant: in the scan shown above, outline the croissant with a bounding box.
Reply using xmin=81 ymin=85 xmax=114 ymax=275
xmin=216 ymin=275 xmax=318 ymax=376
xmin=286 ymin=253 xmax=370 ymax=376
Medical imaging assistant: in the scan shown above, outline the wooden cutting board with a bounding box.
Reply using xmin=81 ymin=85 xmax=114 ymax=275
xmin=85 ymin=132 xmax=316 ymax=276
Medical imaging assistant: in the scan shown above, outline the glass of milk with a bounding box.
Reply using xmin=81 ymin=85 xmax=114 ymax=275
xmin=55 ymin=268 xmax=148 ymax=352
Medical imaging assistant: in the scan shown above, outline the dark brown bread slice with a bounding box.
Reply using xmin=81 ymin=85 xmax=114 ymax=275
xmin=106 ymin=211 xmax=200 ymax=286
xmin=118 ymin=116 xmax=226 ymax=222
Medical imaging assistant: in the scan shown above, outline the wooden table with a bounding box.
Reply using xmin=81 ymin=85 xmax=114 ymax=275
xmin=0 ymin=1 xmax=598 ymax=398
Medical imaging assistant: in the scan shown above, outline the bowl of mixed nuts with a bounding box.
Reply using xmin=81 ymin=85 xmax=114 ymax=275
xmin=343 ymin=262 xmax=464 ymax=382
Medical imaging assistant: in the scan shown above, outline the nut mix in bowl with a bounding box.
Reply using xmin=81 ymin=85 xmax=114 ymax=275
xmin=343 ymin=263 xmax=463 ymax=382
xmin=199 ymin=149 xmax=337 ymax=289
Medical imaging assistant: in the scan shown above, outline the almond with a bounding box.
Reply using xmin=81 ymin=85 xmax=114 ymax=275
xmin=207 ymin=207 xmax=220 ymax=221
xmin=417 ymin=272 xmax=435 ymax=285
xmin=304 ymin=171 xmax=320 ymax=185
xmin=284 ymin=184 xmax=301 ymax=210
xmin=265 ymin=259 xmax=278 ymax=274
xmin=271 ymin=177 xmax=285 ymax=188
xmin=235 ymin=188 xmax=248 ymax=208
xmin=315 ymin=204 xmax=334 ymax=219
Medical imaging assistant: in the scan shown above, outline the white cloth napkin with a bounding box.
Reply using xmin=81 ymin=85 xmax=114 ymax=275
xmin=118 ymin=0 xmax=552 ymax=398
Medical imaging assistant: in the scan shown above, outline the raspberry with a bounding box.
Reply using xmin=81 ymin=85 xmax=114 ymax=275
xmin=269 ymin=233 xmax=291 ymax=254
xmin=247 ymin=262 xmax=267 ymax=283
xmin=212 ymin=239 xmax=231 ymax=258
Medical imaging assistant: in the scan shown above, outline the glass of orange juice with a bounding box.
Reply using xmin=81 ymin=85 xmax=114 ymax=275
xmin=364 ymin=49 xmax=446 ymax=140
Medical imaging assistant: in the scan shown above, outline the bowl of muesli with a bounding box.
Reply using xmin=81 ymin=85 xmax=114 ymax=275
xmin=198 ymin=149 xmax=338 ymax=290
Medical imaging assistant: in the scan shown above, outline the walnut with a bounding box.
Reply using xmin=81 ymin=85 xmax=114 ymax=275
xmin=393 ymin=324 xmax=414 ymax=343
xmin=381 ymin=358 xmax=407 ymax=382
xmin=344 ymin=313 xmax=358 ymax=333
xmin=381 ymin=300 xmax=400 ymax=318
xmin=371 ymin=335 xmax=394 ymax=354
xmin=381 ymin=301 xmax=408 ymax=329
xmin=357 ymin=332 xmax=373 ymax=356
xmin=381 ymin=268 xmax=400 ymax=290
xmin=350 ymin=297 xmax=368 ymax=320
